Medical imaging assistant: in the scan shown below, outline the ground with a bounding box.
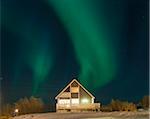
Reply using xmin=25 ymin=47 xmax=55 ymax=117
xmin=12 ymin=111 xmax=149 ymax=119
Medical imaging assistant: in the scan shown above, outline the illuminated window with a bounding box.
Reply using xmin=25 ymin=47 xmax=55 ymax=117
xmin=81 ymin=98 xmax=89 ymax=104
xmin=71 ymin=99 xmax=79 ymax=104
xmin=59 ymin=99 xmax=70 ymax=104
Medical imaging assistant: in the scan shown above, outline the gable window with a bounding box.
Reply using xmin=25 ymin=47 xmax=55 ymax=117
xmin=71 ymin=81 xmax=78 ymax=87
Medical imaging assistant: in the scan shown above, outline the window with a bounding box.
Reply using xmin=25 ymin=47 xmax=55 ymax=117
xmin=59 ymin=99 xmax=70 ymax=104
xmin=71 ymin=93 xmax=78 ymax=98
xmin=60 ymin=97 xmax=70 ymax=99
xmin=71 ymin=81 xmax=78 ymax=87
xmin=71 ymin=99 xmax=79 ymax=104
xmin=81 ymin=98 xmax=89 ymax=104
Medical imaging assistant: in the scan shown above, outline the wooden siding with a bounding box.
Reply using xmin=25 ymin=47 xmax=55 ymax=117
xmin=71 ymin=87 xmax=79 ymax=93
xmin=59 ymin=92 xmax=71 ymax=98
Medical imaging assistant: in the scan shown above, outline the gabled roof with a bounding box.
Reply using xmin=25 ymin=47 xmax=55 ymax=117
xmin=55 ymin=79 xmax=95 ymax=99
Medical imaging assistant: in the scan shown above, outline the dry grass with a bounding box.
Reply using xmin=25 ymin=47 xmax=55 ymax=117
xmin=0 ymin=116 xmax=12 ymax=119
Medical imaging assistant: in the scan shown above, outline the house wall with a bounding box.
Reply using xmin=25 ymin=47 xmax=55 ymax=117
xmin=79 ymin=86 xmax=92 ymax=104
xmin=56 ymin=80 xmax=100 ymax=112
xmin=57 ymin=85 xmax=92 ymax=105
xmin=56 ymin=80 xmax=94 ymax=107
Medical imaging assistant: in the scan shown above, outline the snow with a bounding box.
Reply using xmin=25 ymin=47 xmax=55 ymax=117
xmin=13 ymin=111 xmax=149 ymax=119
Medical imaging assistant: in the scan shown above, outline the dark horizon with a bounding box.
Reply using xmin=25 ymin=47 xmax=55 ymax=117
xmin=1 ymin=0 xmax=149 ymax=106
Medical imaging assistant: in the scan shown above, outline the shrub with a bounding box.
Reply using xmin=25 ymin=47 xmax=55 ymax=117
xmin=100 ymin=105 xmax=112 ymax=112
xmin=140 ymin=96 xmax=150 ymax=110
xmin=110 ymin=99 xmax=122 ymax=111
xmin=2 ymin=104 xmax=14 ymax=116
xmin=2 ymin=96 xmax=44 ymax=116
xmin=109 ymin=99 xmax=136 ymax=111
xmin=29 ymin=96 xmax=44 ymax=113
xmin=14 ymin=96 xmax=44 ymax=115
xmin=121 ymin=102 xmax=136 ymax=111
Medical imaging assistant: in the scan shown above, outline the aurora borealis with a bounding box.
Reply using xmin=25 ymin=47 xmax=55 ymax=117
xmin=48 ymin=0 xmax=118 ymax=89
xmin=1 ymin=0 xmax=149 ymax=104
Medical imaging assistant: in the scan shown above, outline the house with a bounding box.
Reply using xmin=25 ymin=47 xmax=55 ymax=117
xmin=55 ymin=79 xmax=100 ymax=112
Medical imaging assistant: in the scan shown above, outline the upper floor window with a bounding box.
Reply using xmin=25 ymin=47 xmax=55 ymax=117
xmin=71 ymin=93 xmax=78 ymax=98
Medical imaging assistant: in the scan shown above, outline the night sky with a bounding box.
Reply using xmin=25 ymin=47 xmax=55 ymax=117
xmin=1 ymin=0 xmax=149 ymax=105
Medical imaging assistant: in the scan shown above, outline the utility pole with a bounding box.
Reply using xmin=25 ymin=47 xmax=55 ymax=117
xmin=0 ymin=77 xmax=2 ymax=115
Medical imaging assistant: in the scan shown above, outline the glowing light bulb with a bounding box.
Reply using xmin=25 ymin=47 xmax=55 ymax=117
xmin=15 ymin=109 xmax=19 ymax=113
xmin=81 ymin=98 xmax=89 ymax=104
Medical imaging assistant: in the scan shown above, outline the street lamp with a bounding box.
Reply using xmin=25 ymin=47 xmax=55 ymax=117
xmin=14 ymin=108 xmax=19 ymax=116
xmin=15 ymin=109 xmax=19 ymax=113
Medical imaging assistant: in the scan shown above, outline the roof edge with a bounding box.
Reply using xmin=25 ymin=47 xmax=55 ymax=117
xmin=55 ymin=79 xmax=95 ymax=99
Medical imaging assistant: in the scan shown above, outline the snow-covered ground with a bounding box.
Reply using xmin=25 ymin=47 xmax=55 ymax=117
xmin=13 ymin=111 xmax=149 ymax=119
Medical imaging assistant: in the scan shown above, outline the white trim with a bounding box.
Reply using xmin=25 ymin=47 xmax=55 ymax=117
xmin=92 ymin=98 xmax=94 ymax=104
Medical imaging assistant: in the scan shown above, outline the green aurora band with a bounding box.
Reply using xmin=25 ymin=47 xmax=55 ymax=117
xmin=2 ymin=8 xmax=53 ymax=94
xmin=2 ymin=0 xmax=118 ymax=94
xmin=48 ymin=0 xmax=117 ymax=89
